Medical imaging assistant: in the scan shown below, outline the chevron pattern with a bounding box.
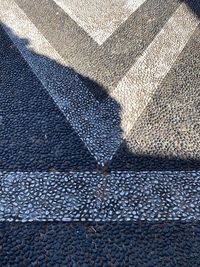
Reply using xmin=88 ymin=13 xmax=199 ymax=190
xmin=0 ymin=0 xmax=199 ymax=166
xmin=54 ymin=0 xmax=147 ymax=45
xmin=0 ymin=0 xmax=200 ymax=224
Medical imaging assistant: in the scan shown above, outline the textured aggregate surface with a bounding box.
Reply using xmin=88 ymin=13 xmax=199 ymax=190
xmin=14 ymin=0 xmax=181 ymax=98
xmin=1 ymin=1 xmax=199 ymax=167
xmin=1 ymin=222 xmax=200 ymax=267
xmin=53 ymin=0 xmax=147 ymax=45
xmin=110 ymin=23 xmax=200 ymax=171
xmin=0 ymin=171 xmax=200 ymax=222
xmin=0 ymin=5 xmax=123 ymax=166
xmin=0 ymin=0 xmax=200 ymax=266
xmin=0 ymin=25 xmax=98 ymax=171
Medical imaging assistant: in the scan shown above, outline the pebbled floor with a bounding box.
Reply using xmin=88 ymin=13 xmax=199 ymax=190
xmin=1 ymin=222 xmax=200 ymax=267
xmin=0 ymin=0 xmax=200 ymax=266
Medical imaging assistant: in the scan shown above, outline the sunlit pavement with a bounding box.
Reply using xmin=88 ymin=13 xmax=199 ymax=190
xmin=0 ymin=0 xmax=200 ymax=266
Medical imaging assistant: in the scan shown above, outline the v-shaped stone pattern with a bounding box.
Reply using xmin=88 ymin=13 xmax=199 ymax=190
xmin=0 ymin=0 xmax=199 ymax=165
xmin=15 ymin=0 xmax=181 ymax=100
xmin=53 ymin=0 xmax=147 ymax=45
xmin=0 ymin=25 xmax=99 ymax=172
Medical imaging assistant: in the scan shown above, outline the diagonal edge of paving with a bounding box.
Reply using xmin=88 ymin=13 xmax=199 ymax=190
xmin=15 ymin=0 xmax=181 ymax=94
xmin=53 ymin=0 xmax=147 ymax=45
xmin=0 ymin=171 xmax=200 ymax=222
xmin=0 ymin=1 xmax=199 ymax=166
xmin=0 ymin=0 xmax=122 ymax=166
xmin=108 ymin=2 xmax=200 ymax=135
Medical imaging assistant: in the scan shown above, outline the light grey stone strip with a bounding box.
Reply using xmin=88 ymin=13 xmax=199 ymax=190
xmin=0 ymin=1 xmax=198 ymax=166
xmin=110 ymin=2 xmax=200 ymax=136
xmin=53 ymin=0 xmax=147 ymax=45
xmin=0 ymin=171 xmax=199 ymax=222
xmin=14 ymin=0 xmax=181 ymax=93
xmin=0 ymin=0 xmax=122 ymax=166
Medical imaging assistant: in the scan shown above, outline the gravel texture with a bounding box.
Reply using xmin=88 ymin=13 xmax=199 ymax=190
xmin=0 ymin=1 xmax=200 ymax=266
xmin=14 ymin=0 xmax=181 ymax=99
xmin=110 ymin=23 xmax=200 ymax=171
xmin=1 ymin=221 xmax=200 ymax=266
xmin=0 ymin=171 xmax=199 ymax=222
xmin=0 ymin=25 xmax=98 ymax=172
